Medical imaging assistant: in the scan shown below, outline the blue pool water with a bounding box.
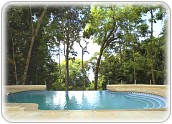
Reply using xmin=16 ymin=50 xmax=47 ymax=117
xmin=6 ymin=90 xmax=166 ymax=110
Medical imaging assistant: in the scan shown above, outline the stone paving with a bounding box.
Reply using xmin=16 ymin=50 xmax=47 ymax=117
xmin=107 ymin=84 xmax=168 ymax=97
xmin=3 ymin=109 xmax=169 ymax=122
xmin=5 ymin=85 xmax=46 ymax=94
xmin=2 ymin=85 xmax=170 ymax=122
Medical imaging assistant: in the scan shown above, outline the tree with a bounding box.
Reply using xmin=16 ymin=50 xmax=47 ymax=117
xmin=62 ymin=7 xmax=81 ymax=91
xmin=49 ymin=6 xmax=89 ymax=90
xmin=6 ymin=4 xmax=167 ymax=89
xmin=7 ymin=7 xmax=34 ymax=85
xmin=141 ymin=5 xmax=166 ymax=84
xmin=84 ymin=5 xmax=142 ymax=90
xmin=6 ymin=6 xmax=59 ymax=86
xmin=22 ymin=7 xmax=47 ymax=84
xmin=79 ymin=39 xmax=89 ymax=89
xmin=51 ymin=59 xmax=90 ymax=90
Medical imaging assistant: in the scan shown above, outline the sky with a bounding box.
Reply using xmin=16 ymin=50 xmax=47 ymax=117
xmin=142 ymin=11 xmax=164 ymax=37
xmin=51 ymin=10 xmax=164 ymax=82
xmin=51 ymin=37 xmax=100 ymax=81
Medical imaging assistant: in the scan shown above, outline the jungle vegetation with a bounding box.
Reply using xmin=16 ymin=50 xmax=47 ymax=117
xmin=6 ymin=3 xmax=168 ymax=90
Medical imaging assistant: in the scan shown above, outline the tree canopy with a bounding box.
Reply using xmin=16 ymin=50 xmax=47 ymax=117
xmin=5 ymin=3 xmax=168 ymax=90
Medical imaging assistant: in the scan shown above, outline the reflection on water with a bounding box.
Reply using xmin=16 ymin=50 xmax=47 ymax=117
xmin=49 ymin=91 xmax=93 ymax=110
xmin=42 ymin=91 xmax=144 ymax=110
xmin=7 ymin=90 xmax=167 ymax=110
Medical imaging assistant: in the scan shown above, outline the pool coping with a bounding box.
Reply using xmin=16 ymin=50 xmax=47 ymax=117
xmin=107 ymin=84 xmax=168 ymax=97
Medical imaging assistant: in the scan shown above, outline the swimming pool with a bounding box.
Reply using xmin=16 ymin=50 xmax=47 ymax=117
xmin=6 ymin=90 xmax=166 ymax=110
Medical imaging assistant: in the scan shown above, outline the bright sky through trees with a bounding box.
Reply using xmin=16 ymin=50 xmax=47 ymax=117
xmin=142 ymin=13 xmax=164 ymax=37
xmin=52 ymin=14 xmax=164 ymax=81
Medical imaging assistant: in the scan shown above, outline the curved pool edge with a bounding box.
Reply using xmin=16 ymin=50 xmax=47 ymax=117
xmin=3 ymin=85 xmax=170 ymax=122
xmin=5 ymin=90 xmax=167 ymax=111
xmin=4 ymin=103 xmax=168 ymax=112
xmin=4 ymin=85 xmax=169 ymax=111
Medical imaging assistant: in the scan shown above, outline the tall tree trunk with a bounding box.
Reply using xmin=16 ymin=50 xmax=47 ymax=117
xmin=65 ymin=42 xmax=69 ymax=91
xmin=133 ymin=55 xmax=136 ymax=84
xmin=22 ymin=7 xmax=46 ymax=85
xmin=119 ymin=39 xmax=123 ymax=83
xmin=143 ymin=47 xmax=148 ymax=83
xmin=79 ymin=42 xmax=87 ymax=89
xmin=94 ymin=24 xmax=117 ymax=90
xmin=81 ymin=49 xmax=84 ymax=69
xmin=132 ymin=43 xmax=136 ymax=84
xmin=94 ymin=48 xmax=103 ymax=90
xmin=9 ymin=24 xmax=19 ymax=84
xmin=59 ymin=52 xmax=61 ymax=75
xmin=12 ymin=38 xmax=18 ymax=85
xmin=65 ymin=23 xmax=70 ymax=91
xmin=81 ymin=49 xmax=85 ymax=89
xmin=81 ymin=48 xmax=86 ymax=89
xmin=58 ymin=52 xmax=63 ymax=86
xmin=150 ymin=9 xmax=155 ymax=85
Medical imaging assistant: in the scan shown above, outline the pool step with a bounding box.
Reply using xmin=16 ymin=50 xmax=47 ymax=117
xmin=127 ymin=93 xmax=166 ymax=109
xmin=125 ymin=94 xmax=153 ymax=109
xmin=6 ymin=106 xmax=25 ymax=111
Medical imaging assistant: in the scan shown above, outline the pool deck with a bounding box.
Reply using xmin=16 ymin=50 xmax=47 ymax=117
xmin=107 ymin=84 xmax=168 ymax=97
xmin=2 ymin=85 xmax=170 ymax=122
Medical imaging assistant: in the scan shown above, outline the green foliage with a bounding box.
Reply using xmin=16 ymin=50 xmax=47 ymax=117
xmin=6 ymin=6 xmax=56 ymax=85
xmin=6 ymin=4 xmax=167 ymax=90
xmin=51 ymin=59 xmax=90 ymax=90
